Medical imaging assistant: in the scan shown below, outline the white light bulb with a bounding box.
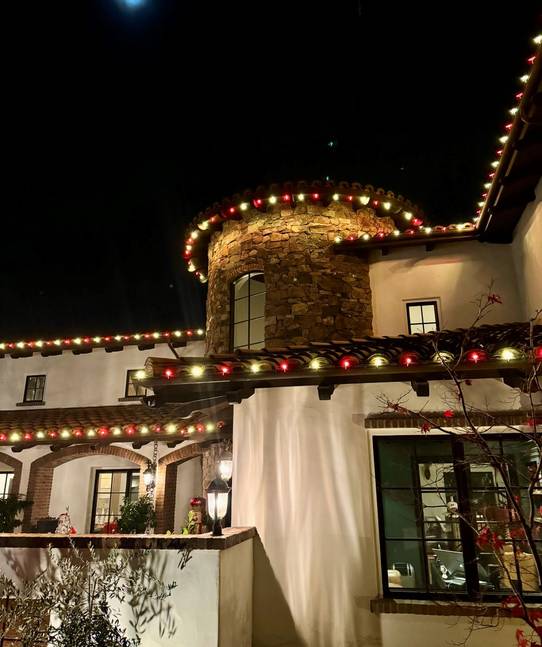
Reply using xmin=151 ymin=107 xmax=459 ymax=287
xmin=534 ymin=35 xmax=542 ymax=45
xmin=190 ymin=365 xmax=204 ymax=378
xmin=362 ymin=233 xmax=370 ymax=241
xmin=240 ymin=202 xmax=248 ymax=211
xmin=359 ymin=195 xmax=370 ymax=205
xmin=191 ymin=230 xmax=199 ymax=240
xmin=297 ymin=193 xmax=305 ymax=201
xmin=382 ymin=201 xmax=391 ymax=210
xmin=250 ymin=363 xmax=261 ymax=373
xmin=491 ymin=161 xmax=499 ymax=168
xmin=334 ymin=235 xmax=342 ymax=243
xmin=520 ymin=74 xmax=529 ymax=83
xmin=269 ymin=195 xmax=277 ymax=204
xmin=393 ymin=230 xmax=400 ymax=237
xmin=332 ymin=193 xmax=339 ymax=201
xmin=403 ymin=211 xmax=413 ymax=221
xmin=499 ymin=135 xmax=508 ymax=144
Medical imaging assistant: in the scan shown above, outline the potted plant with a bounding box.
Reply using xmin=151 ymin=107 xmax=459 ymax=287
xmin=118 ymin=496 xmax=156 ymax=534
xmin=0 ymin=496 xmax=32 ymax=533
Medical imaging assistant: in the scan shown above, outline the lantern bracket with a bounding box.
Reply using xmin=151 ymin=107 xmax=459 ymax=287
xmin=411 ymin=379 xmax=430 ymax=397
xmin=318 ymin=383 xmax=336 ymax=400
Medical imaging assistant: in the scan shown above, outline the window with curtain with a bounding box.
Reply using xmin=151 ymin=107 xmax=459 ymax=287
xmin=0 ymin=472 xmax=14 ymax=499
xmin=231 ymin=272 xmax=265 ymax=350
xmin=90 ymin=469 xmax=140 ymax=532
xmin=374 ymin=435 xmax=541 ymax=599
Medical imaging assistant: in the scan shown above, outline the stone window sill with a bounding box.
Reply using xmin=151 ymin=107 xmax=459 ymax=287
xmin=16 ymin=401 xmax=46 ymax=407
xmin=371 ymin=597 xmax=542 ymax=618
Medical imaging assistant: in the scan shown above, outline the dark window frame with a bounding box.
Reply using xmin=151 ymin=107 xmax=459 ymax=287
xmin=406 ymin=300 xmax=440 ymax=335
xmin=23 ymin=375 xmax=46 ymax=403
xmin=124 ymin=369 xmax=147 ymax=399
xmin=374 ymin=435 xmax=542 ymax=602
xmin=230 ymin=271 xmax=266 ymax=351
xmin=0 ymin=472 xmax=14 ymax=499
xmin=90 ymin=468 xmax=139 ymax=533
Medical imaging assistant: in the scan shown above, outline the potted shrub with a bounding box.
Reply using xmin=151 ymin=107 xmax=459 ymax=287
xmin=0 ymin=496 xmax=32 ymax=533
xmin=118 ymin=496 xmax=156 ymax=534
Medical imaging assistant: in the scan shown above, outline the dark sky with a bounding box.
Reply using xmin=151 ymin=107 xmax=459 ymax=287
xmin=2 ymin=1 xmax=540 ymax=340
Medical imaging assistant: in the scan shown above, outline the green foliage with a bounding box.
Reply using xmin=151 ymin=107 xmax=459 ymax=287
xmin=0 ymin=495 xmax=32 ymax=532
xmin=118 ymin=496 xmax=157 ymax=534
xmin=181 ymin=510 xmax=198 ymax=535
xmin=0 ymin=539 xmax=188 ymax=646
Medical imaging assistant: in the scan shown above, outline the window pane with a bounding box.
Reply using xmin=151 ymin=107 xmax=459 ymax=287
xmin=234 ymin=275 xmax=250 ymax=299
xmin=422 ymin=304 xmax=436 ymax=322
xmin=95 ymin=496 xmax=111 ymax=517
xmin=250 ymin=292 xmax=265 ymax=319
xmin=4 ymin=473 xmax=13 ymax=496
xmin=234 ymin=322 xmax=249 ymax=349
xmin=424 ymin=322 xmax=437 ymax=333
xmin=111 ymin=472 xmax=127 ymax=492
xmin=409 ymin=324 xmax=424 ymax=334
xmin=249 ymin=273 xmax=265 ymax=295
xmin=430 ymin=542 xmax=466 ymax=591
xmin=382 ymin=490 xmax=421 ymax=538
xmin=234 ymin=297 xmax=249 ymax=323
xmin=109 ymin=492 xmax=125 ymax=517
xmin=129 ymin=474 xmax=140 ymax=499
xmin=376 ymin=439 xmax=416 ymax=488
xmin=385 ymin=540 xmax=426 ymax=590
xmin=250 ymin=317 xmax=265 ymax=346
xmin=408 ymin=305 xmax=422 ymax=324
xmin=97 ymin=473 xmax=112 ymax=491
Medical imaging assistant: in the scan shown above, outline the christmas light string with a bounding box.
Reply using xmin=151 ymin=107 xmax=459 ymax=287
xmin=0 ymin=328 xmax=205 ymax=355
xmin=475 ymin=34 xmax=541 ymax=224
xmin=0 ymin=419 xmax=225 ymax=446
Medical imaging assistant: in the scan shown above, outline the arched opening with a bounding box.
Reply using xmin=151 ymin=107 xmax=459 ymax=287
xmin=24 ymin=445 xmax=147 ymax=531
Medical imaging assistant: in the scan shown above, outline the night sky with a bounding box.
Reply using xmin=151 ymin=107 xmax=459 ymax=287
xmin=2 ymin=2 xmax=540 ymax=340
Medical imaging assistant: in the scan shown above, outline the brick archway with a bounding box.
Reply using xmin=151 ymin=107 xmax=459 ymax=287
xmin=155 ymin=441 xmax=224 ymax=533
xmin=0 ymin=452 xmax=23 ymax=497
xmin=24 ymin=445 xmax=147 ymax=530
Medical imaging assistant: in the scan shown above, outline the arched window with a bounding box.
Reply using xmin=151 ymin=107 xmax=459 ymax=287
xmin=231 ymin=272 xmax=265 ymax=350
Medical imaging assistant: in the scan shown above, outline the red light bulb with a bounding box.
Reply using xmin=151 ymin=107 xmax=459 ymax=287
xmin=535 ymin=346 xmax=542 ymax=361
xmin=465 ymin=348 xmax=488 ymax=363
xmin=126 ymin=425 xmax=136 ymax=435
xmin=399 ymin=351 xmax=420 ymax=367
xmin=228 ymin=206 xmax=236 ymax=214
xmin=253 ymin=198 xmax=263 ymax=207
xmin=24 ymin=432 xmax=33 ymax=441
xmin=412 ymin=218 xmax=423 ymax=227
xmin=282 ymin=194 xmax=291 ymax=202
xmin=98 ymin=426 xmax=109 ymax=437
xmin=73 ymin=428 xmax=83 ymax=437
xmin=164 ymin=368 xmax=174 ymax=379
xmin=196 ymin=423 xmax=205 ymax=433
xmin=219 ymin=364 xmax=231 ymax=376
xmin=279 ymin=361 xmax=289 ymax=372
xmin=312 ymin=193 xmax=319 ymax=200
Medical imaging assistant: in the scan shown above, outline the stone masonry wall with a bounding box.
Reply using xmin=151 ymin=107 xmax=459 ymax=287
xmin=205 ymin=202 xmax=394 ymax=353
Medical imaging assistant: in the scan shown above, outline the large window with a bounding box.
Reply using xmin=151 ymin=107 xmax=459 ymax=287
xmin=0 ymin=472 xmax=14 ymax=499
xmin=23 ymin=375 xmax=46 ymax=403
xmin=90 ymin=469 xmax=140 ymax=532
xmin=406 ymin=301 xmax=439 ymax=334
xmin=231 ymin=272 xmax=265 ymax=350
xmin=374 ymin=436 xmax=541 ymax=599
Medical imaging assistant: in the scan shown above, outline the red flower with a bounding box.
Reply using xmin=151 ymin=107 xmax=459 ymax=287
xmin=477 ymin=526 xmax=504 ymax=552
xmin=443 ymin=410 xmax=454 ymax=419
xmin=102 ymin=520 xmax=119 ymax=534
xmin=487 ymin=293 xmax=503 ymax=304
xmin=420 ymin=422 xmax=432 ymax=434
xmin=190 ymin=497 xmax=205 ymax=507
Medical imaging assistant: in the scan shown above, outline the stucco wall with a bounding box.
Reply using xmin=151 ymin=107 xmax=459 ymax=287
xmin=0 ymin=541 xmax=253 ymax=647
xmin=369 ymin=241 xmax=523 ymax=336
xmin=232 ymin=382 xmax=525 ymax=647
xmin=512 ymin=177 xmax=542 ymax=320
xmin=0 ymin=340 xmax=204 ymax=410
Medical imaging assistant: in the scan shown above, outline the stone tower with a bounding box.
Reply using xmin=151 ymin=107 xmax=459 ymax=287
xmin=182 ymin=181 xmax=423 ymax=354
